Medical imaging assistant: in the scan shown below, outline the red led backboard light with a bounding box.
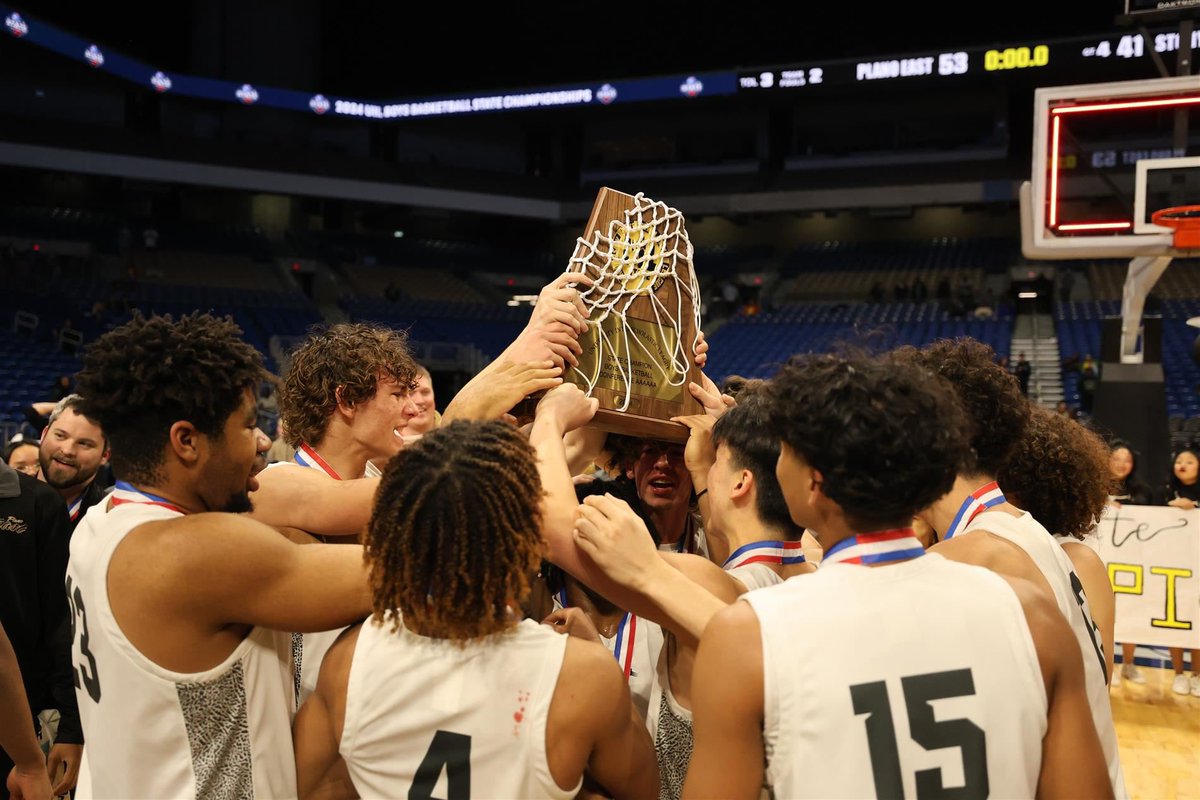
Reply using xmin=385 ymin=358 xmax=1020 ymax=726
xmin=1047 ymin=93 xmax=1200 ymax=234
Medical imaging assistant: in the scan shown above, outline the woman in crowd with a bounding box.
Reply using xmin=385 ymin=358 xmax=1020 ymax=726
xmin=1108 ymin=439 xmax=1154 ymax=685
xmin=1163 ymin=446 xmax=1200 ymax=696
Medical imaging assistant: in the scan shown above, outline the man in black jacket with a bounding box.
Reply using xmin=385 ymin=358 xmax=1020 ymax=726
xmin=0 ymin=461 xmax=82 ymax=799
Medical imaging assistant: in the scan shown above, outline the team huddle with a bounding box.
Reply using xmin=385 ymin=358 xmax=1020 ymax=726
xmin=21 ymin=272 xmax=1127 ymax=799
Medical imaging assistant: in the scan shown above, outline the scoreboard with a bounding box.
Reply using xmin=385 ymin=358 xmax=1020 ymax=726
xmin=737 ymin=30 xmax=1200 ymax=93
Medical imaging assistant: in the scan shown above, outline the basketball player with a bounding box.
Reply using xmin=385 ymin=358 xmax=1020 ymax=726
xmin=998 ymin=404 xmax=1118 ymax=684
xmin=902 ymin=338 xmax=1126 ymax=797
xmin=569 ymin=393 xmax=816 ymax=800
xmin=683 ymin=353 xmax=1112 ymax=799
xmin=398 ymin=365 xmax=438 ymax=439
xmin=249 ymin=269 xmax=594 ymax=536
xmin=0 ymin=621 xmax=53 ymax=800
xmin=37 ymin=395 xmax=110 ymax=532
xmin=294 ymin=400 xmax=658 ymax=799
xmin=67 ymin=313 xmax=375 ymax=797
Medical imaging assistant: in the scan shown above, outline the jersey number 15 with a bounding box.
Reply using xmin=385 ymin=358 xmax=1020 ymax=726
xmin=851 ymin=668 xmax=987 ymax=799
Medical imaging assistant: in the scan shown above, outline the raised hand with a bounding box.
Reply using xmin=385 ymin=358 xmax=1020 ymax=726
xmin=534 ymin=383 xmax=599 ymax=434
xmin=443 ymin=360 xmax=563 ymax=424
xmin=694 ymin=329 xmax=709 ymax=369
xmin=670 ymin=414 xmax=717 ymax=478
xmin=530 ymin=271 xmax=593 ymax=335
xmin=688 ymin=371 xmax=736 ymax=419
xmin=505 ymin=272 xmax=596 ymax=369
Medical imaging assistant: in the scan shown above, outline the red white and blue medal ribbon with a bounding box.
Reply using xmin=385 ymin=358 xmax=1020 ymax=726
xmin=557 ymin=589 xmax=637 ymax=680
xmin=110 ymin=480 xmax=188 ymax=515
xmin=722 ymin=540 xmax=806 ymax=570
xmin=610 ymin=612 xmax=637 ymax=679
xmin=294 ymin=442 xmax=341 ymax=480
xmin=944 ymin=481 xmax=1006 ymax=540
xmin=67 ymin=492 xmax=85 ymax=522
xmin=822 ymin=529 xmax=924 ymax=566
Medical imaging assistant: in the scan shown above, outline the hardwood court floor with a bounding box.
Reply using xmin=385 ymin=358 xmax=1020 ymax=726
xmin=1111 ymin=667 xmax=1200 ymax=799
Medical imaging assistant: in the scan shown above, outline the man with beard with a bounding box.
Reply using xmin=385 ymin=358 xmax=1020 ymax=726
xmin=38 ymin=395 xmax=110 ymax=532
xmin=67 ymin=313 xmax=375 ymax=797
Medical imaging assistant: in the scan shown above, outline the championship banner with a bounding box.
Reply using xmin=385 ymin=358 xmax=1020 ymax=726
xmin=1096 ymin=505 xmax=1200 ymax=649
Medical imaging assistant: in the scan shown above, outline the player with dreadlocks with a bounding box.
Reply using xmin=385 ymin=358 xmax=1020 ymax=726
xmin=66 ymin=313 xmax=373 ymax=798
xmin=293 ymin=388 xmax=658 ymax=800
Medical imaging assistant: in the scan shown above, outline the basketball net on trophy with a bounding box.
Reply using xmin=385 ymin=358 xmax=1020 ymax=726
xmin=564 ymin=187 xmax=704 ymax=442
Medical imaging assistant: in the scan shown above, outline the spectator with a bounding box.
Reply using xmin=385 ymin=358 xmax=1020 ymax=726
xmin=48 ymin=377 xmax=72 ymax=403
xmin=911 ymin=276 xmax=928 ymax=301
xmin=4 ymin=440 xmax=40 ymax=479
xmin=1162 ymin=447 xmax=1200 ymax=696
xmin=892 ymin=280 xmax=908 ymax=301
xmin=1107 ymin=438 xmax=1154 ymax=687
xmin=266 ymin=419 xmax=297 ymax=465
xmin=868 ymin=281 xmax=885 ymax=303
xmin=1079 ymin=355 xmax=1100 ymax=413
xmin=935 ymin=275 xmax=951 ymax=300
xmin=1014 ymin=352 xmax=1032 ymax=396
xmin=256 ymin=383 xmax=280 ymax=436
xmin=1061 ymin=268 xmax=1076 ymax=303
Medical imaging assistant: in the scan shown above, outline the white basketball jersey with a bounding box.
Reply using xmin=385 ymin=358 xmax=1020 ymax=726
xmin=67 ymin=498 xmax=297 ymax=799
xmin=261 ymin=458 xmax=350 ymax=709
xmin=340 ymin=617 xmax=579 ymax=799
xmin=746 ymin=554 xmax=1046 ymax=799
xmin=965 ymin=511 xmax=1127 ymax=798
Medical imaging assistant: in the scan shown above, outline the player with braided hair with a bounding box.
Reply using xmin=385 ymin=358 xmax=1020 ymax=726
xmin=294 ymin=395 xmax=658 ymax=800
xmin=66 ymin=313 xmax=373 ymax=798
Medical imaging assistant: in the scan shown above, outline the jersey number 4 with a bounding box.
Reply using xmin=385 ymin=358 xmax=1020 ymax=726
xmin=410 ymin=730 xmax=471 ymax=800
xmin=851 ymin=669 xmax=987 ymax=799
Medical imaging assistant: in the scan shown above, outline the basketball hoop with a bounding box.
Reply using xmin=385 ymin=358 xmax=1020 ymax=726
xmin=1151 ymin=206 xmax=1200 ymax=249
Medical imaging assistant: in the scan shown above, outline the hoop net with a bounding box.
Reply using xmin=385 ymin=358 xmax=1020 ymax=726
xmin=567 ymin=192 xmax=701 ymax=412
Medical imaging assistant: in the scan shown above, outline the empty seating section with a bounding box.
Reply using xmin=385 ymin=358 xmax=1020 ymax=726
xmin=783 ymin=267 xmax=985 ymax=302
xmin=340 ymin=298 xmax=527 ymax=361
xmin=0 ymin=329 xmax=81 ymax=425
xmin=706 ymin=302 xmax=1014 ymax=382
xmin=131 ymin=252 xmax=287 ymax=292
xmin=343 ymin=264 xmax=488 ymax=304
xmin=1088 ymin=258 xmax=1200 ymax=301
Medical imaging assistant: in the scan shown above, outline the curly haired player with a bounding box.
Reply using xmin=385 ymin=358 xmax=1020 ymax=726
xmin=999 ymin=404 xmax=1118 ymax=685
xmin=66 ymin=313 xmax=373 ymax=798
xmin=901 ymin=338 xmax=1126 ymax=797
xmin=683 ymin=352 xmax=1110 ymax=800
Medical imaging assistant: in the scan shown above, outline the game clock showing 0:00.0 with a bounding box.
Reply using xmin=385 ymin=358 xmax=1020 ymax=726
xmin=984 ymin=45 xmax=1051 ymax=71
